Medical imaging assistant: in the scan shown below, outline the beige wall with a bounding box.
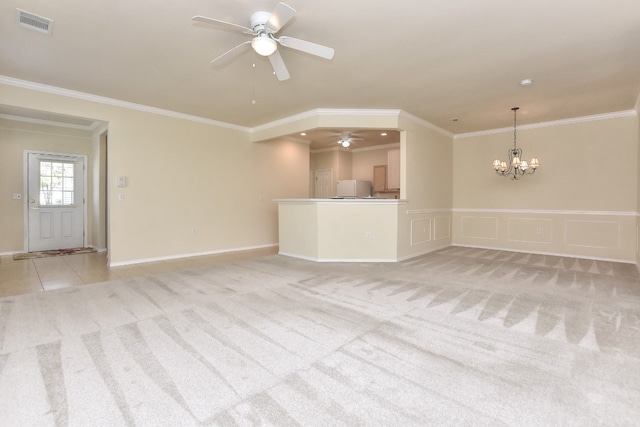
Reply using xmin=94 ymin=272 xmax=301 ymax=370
xmin=311 ymin=144 xmax=401 ymax=199
xmin=351 ymin=147 xmax=388 ymax=182
xmin=1 ymin=83 xmax=309 ymax=264
xmin=351 ymin=144 xmax=400 ymax=199
xmin=637 ymin=114 xmax=640 ymax=265
xmin=453 ymin=113 xmax=639 ymax=262
xmin=309 ymin=149 xmax=354 ymax=197
xmin=309 ymin=150 xmax=335 ymax=197
xmin=278 ymin=200 xmax=401 ymax=261
xmin=106 ymin=114 xmax=309 ymax=264
xmin=396 ymin=117 xmax=454 ymax=260
xmin=90 ymin=127 xmax=108 ymax=250
xmin=0 ymin=119 xmax=96 ymax=253
xmin=3 ymin=80 xmax=638 ymax=265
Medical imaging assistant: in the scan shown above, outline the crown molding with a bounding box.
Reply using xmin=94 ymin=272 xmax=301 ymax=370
xmin=4 ymin=75 xmax=636 ymax=141
xmin=454 ymin=110 xmax=638 ymax=139
xmin=397 ymin=110 xmax=454 ymax=138
xmin=0 ymin=75 xmax=250 ymax=133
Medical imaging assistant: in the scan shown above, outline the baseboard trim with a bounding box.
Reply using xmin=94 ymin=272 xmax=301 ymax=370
xmin=452 ymin=243 xmax=637 ymax=265
xmin=0 ymin=250 xmax=22 ymax=256
xmin=278 ymin=251 xmax=397 ymax=263
xmin=108 ymin=243 xmax=278 ymax=267
xmin=397 ymin=243 xmax=452 ymax=262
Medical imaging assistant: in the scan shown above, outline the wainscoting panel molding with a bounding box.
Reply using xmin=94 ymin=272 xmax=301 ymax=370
xmin=460 ymin=216 xmax=498 ymax=240
xmin=411 ymin=218 xmax=432 ymax=246
xmin=564 ymin=220 xmax=620 ymax=249
xmin=508 ymin=218 xmax=553 ymax=244
xmin=453 ymin=209 xmax=636 ymax=262
xmin=400 ymin=210 xmax=453 ymax=260
xmin=434 ymin=216 xmax=451 ymax=241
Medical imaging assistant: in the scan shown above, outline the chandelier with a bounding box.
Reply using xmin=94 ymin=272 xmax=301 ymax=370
xmin=492 ymin=107 xmax=540 ymax=179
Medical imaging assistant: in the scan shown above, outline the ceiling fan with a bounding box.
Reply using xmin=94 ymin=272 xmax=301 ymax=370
xmin=192 ymin=2 xmax=335 ymax=81
xmin=335 ymin=132 xmax=364 ymax=148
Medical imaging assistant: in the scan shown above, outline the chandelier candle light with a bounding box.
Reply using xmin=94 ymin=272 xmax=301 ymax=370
xmin=492 ymin=107 xmax=540 ymax=179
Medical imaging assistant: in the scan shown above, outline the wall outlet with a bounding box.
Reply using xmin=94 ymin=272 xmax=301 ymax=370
xmin=118 ymin=193 xmax=125 ymax=201
xmin=365 ymin=231 xmax=372 ymax=238
xmin=12 ymin=193 xmax=22 ymax=200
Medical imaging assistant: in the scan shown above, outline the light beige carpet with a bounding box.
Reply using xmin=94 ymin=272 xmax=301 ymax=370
xmin=0 ymin=247 xmax=639 ymax=426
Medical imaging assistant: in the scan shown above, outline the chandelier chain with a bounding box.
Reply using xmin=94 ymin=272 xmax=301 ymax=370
xmin=492 ymin=107 xmax=540 ymax=180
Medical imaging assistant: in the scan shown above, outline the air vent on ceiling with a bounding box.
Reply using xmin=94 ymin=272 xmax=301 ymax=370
xmin=16 ymin=9 xmax=54 ymax=35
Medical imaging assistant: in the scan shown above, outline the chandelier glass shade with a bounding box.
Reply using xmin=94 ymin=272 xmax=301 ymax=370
xmin=492 ymin=107 xmax=540 ymax=180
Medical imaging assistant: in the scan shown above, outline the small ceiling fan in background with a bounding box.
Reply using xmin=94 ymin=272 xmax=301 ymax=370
xmin=192 ymin=2 xmax=335 ymax=81
xmin=334 ymin=132 xmax=364 ymax=148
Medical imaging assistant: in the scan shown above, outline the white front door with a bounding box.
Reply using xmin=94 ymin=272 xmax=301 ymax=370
xmin=27 ymin=152 xmax=86 ymax=252
xmin=314 ymin=169 xmax=333 ymax=198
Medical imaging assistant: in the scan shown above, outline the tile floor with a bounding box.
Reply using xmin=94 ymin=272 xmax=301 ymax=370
xmin=0 ymin=246 xmax=278 ymax=299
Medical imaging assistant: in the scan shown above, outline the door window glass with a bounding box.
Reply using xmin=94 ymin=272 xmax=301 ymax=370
xmin=39 ymin=161 xmax=75 ymax=206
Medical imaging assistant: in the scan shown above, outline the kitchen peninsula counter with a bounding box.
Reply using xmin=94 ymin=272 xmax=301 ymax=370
xmin=275 ymin=198 xmax=407 ymax=262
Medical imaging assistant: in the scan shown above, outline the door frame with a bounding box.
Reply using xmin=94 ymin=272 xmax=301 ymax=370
xmin=23 ymin=150 xmax=88 ymax=252
xmin=314 ymin=168 xmax=333 ymax=198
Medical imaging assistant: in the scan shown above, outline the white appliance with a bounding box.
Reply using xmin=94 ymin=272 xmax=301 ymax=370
xmin=335 ymin=180 xmax=371 ymax=198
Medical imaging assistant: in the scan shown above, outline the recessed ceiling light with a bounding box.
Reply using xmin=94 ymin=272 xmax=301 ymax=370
xmin=520 ymin=78 xmax=533 ymax=86
xmin=380 ymin=132 xmax=387 ymax=136
xmin=300 ymin=132 xmax=307 ymax=136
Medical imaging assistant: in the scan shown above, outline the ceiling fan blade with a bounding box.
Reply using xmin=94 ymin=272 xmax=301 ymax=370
xmin=210 ymin=41 xmax=251 ymax=64
xmin=266 ymin=3 xmax=296 ymax=33
xmin=192 ymin=15 xmax=253 ymax=34
xmin=268 ymin=50 xmax=290 ymax=81
xmin=278 ymin=36 xmax=335 ymax=60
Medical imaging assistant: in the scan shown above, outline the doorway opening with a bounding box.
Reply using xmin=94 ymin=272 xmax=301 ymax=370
xmin=314 ymin=169 xmax=333 ymax=198
xmin=26 ymin=151 xmax=87 ymax=252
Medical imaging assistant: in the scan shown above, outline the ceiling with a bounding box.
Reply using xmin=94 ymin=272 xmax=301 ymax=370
xmin=2 ymin=0 xmax=640 ymax=140
xmin=294 ymin=129 xmax=400 ymax=151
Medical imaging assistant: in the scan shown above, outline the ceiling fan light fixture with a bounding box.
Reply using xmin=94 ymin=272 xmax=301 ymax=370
xmin=252 ymin=34 xmax=277 ymax=56
xmin=341 ymin=140 xmax=351 ymax=148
